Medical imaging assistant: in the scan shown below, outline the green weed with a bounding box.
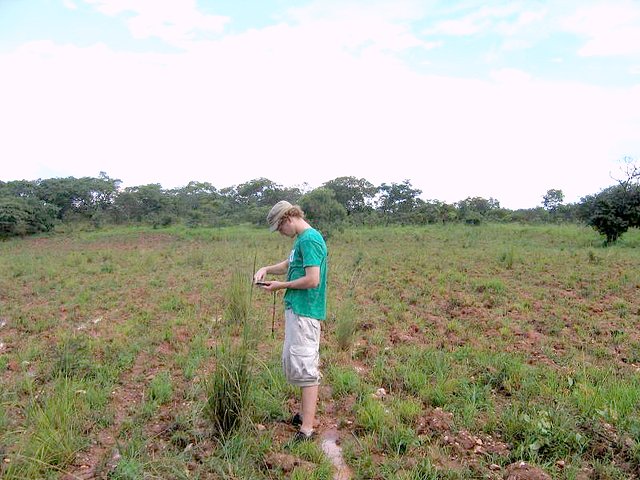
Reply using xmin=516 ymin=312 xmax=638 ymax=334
xmin=148 ymin=371 xmax=173 ymax=405
xmin=176 ymin=333 xmax=208 ymax=380
xmin=499 ymin=247 xmax=515 ymax=269
xmin=328 ymin=365 xmax=361 ymax=398
xmin=110 ymin=457 xmax=145 ymax=480
xmin=251 ymin=356 xmax=291 ymax=422
xmin=355 ymin=395 xmax=388 ymax=434
xmin=473 ymin=278 xmax=506 ymax=294
xmin=379 ymin=424 xmax=418 ymax=455
xmin=51 ymin=334 xmax=94 ymax=379
xmin=335 ymin=297 xmax=357 ymax=351
xmin=3 ymin=377 xmax=89 ymax=479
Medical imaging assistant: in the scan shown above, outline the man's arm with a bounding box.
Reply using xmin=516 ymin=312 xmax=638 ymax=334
xmin=262 ymin=266 xmax=319 ymax=292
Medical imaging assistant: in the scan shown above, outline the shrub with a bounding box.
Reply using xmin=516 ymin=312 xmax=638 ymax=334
xmin=0 ymin=197 xmax=57 ymax=239
xmin=578 ymin=184 xmax=640 ymax=244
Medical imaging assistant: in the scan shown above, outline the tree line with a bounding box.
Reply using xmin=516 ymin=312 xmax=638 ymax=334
xmin=1 ymin=165 xmax=639 ymax=243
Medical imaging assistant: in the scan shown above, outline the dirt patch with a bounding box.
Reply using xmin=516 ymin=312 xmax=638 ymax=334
xmin=443 ymin=429 xmax=511 ymax=457
xmin=417 ymin=407 xmax=511 ymax=467
xmin=417 ymin=407 xmax=454 ymax=435
xmin=62 ymin=350 xmax=162 ymax=479
xmin=504 ymin=461 xmax=552 ymax=480
xmin=263 ymin=452 xmax=315 ymax=474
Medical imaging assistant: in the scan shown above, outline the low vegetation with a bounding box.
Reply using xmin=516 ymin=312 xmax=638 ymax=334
xmin=1 ymin=223 xmax=639 ymax=479
xmin=2 ymin=159 xmax=640 ymax=243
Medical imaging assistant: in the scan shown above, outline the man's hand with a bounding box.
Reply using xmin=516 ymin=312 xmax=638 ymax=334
xmin=253 ymin=267 xmax=269 ymax=284
xmin=262 ymin=280 xmax=285 ymax=292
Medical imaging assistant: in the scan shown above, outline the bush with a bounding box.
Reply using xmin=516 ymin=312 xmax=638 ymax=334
xmin=0 ymin=197 xmax=57 ymax=239
xmin=579 ymin=184 xmax=640 ymax=244
xmin=463 ymin=211 xmax=483 ymax=225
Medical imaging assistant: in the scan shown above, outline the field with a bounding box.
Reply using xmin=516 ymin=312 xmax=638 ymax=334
xmin=1 ymin=223 xmax=640 ymax=479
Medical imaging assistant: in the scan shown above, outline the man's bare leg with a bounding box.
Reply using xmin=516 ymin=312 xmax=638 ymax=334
xmin=300 ymin=385 xmax=319 ymax=434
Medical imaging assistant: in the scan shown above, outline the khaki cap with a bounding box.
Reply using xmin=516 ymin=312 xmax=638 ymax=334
xmin=267 ymin=200 xmax=292 ymax=232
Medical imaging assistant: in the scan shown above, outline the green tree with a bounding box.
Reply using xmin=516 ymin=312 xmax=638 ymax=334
xmin=322 ymin=176 xmax=377 ymax=215
xmin=0 ymin=180 xmax=39 ymax=199
xmin=35 ymin=174 xmax=120 ymax=221
xmin=578 ymin=158 xmax=640 ymax=243
xmin=455 ymin=196 xmax=501 ymax=223
xmin=415 ymin=200 xmax=456 ymax=224
xmin=235 ymin=178 xmax=281 ymax=206
xmin=113 ymin=184 xmax=170 ymax=225
xmin=169 ymin=181 xmax=222 ymax=226
xmin=0 ymin=197 xmax=57 ymax=238
xmin=542 ymin=189 xmax=564 ymax=213
xmin=299 ymin=188 xmax=346 ymax=236
xmin=579 ymin=184 xmax=640 ymax=244
xmin=377 ymin=180 xmax=422 ymax=224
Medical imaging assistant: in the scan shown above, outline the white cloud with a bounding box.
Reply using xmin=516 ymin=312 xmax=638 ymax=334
xmin=425 ymin=4 xmax=546 ymax=38
xmin=281 ymin=0 xmax=436 ymax=56
xmin=489 ymin=67 xmax=532 ymax=83
xmin=63 ymin=0 xmax=78 ymax=10
xmin=83 ymin=0 xmax=229 ymax=46
xmin=563 ymin=1 xmax=640 ymax=56
xmin=495 ymin=8 xmax=547 ymax=37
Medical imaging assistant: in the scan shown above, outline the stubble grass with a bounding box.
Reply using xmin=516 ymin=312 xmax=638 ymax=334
xmin=1 ymin=224 xmax=639 ymax=478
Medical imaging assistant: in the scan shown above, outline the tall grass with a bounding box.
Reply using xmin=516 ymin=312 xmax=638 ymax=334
xmin=205 ymin=344 xmax=251 ymax=438
xmin=205 ymin=270 xmax=255 ymax=438
xmin=223 ymin=271 xmax=252 ymax=327
xmin=335 ymin=297 xmax=357 ymax=351
xmin=3 ymin=377 xmax=89 ymax=479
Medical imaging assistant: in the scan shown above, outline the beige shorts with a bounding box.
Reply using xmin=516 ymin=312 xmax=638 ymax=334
xmin=282 ymin=309 xmax=321 ymax=387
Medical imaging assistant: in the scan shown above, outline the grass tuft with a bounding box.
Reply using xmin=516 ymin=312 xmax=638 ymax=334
xmin=335 ymin=298 xmax=357 ymax=351
xmin=3 ymin=377 xmax=89 ymax=479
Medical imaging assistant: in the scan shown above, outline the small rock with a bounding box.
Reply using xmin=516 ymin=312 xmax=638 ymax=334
xmin=256 ymin=424 xmax=266 ymax=431
xmin=489 ymin=464 xmax=501 ymax=471
xmin=623 ymin=436 xmax=635 ymax=449
xmin=373 ymin=387 xmax=387 ymax=399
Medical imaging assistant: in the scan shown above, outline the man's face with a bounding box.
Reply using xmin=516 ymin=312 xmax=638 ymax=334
xmin=277 ymin=217 xmax=295 ymax=237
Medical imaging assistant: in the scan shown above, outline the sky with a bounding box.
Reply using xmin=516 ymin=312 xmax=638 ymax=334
xmin=1 ymin=0 xmax=639 ymax=209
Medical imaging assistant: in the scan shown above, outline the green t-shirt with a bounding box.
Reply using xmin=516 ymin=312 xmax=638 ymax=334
xmin=283 ymin=228 xmax=328 ymax=320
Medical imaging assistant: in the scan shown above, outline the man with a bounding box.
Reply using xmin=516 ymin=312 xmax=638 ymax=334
xmin=254 ymin=200 xmax=328 ymax=442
